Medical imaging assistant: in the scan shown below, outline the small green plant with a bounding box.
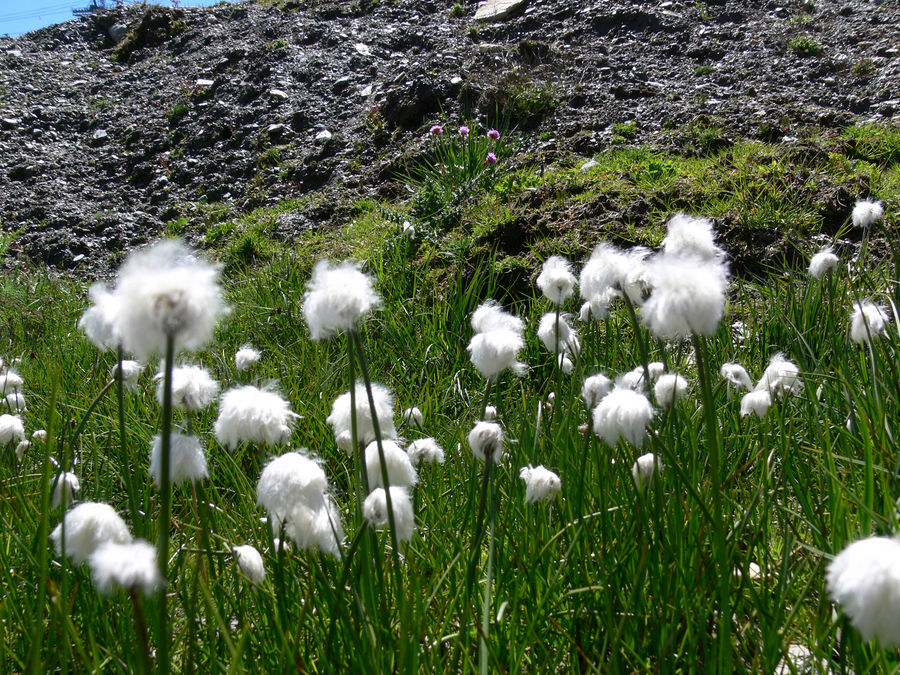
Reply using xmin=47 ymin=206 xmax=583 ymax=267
xmin=612 ymin=121 xmax=638 ymax=142
xmin=790 ymin=36 xmax=823 ymax=57
xmin=696 ymin=2 xmax=711 ymax=22
xmin=694 ymin=65 xmax=714 ymax=76
xmin=852 ymin=58 xmax=875 ymax=78
xmin=449 ymin=2 xmax=464 ymax=17
xmin=167 ymin=102 xmax=189 ymax=123
xmin=257 ymin=146 xmax=283 ymax=169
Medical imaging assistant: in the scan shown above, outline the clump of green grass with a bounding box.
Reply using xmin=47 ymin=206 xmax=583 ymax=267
xmin=790 ymin=35 xmax=824 ymax=57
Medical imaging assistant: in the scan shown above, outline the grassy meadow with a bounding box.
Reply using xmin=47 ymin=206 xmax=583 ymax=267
xmin=1 ymin=122 xmax=900 ymax=673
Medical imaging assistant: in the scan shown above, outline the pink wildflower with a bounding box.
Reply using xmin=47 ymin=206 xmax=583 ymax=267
xmin=429 ymin=125 xmax=443 ymax=136
xmin=484 ymin=152 xmax=498 ymax=165
xmin=458 ymin=125 xmax=470 ymax=136
xmin=487 ymin=129 xmax=500 ymax=141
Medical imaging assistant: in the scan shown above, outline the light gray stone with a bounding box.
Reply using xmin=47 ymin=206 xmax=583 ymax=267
xmin=474 ymin=0 xmax=528 ymax=22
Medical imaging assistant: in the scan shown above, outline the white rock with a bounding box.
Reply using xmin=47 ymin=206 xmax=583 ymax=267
xmin=354 ymin=43 xmax=371 ymax=56
xmin=580 ymin=159 xmax=599 ymax=172
xmin=474 ymin=0 xmax=528 ymax=21
xmin=315 ymin=129 xmax=333 ymax=142
xmin=269 ymin=89 xmax=289 ymax=100
xmin=195 ymin=79 xmax=214 ymax=88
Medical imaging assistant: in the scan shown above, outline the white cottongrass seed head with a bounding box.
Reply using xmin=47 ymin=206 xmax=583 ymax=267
xmin=468 ymin=421 xmax=504 ymax=463
xmin=519 ymin=465 xmax=562 ymax=503
xmin=0 ymin=369 xmax=23 ymax=395
xmin=809 ymin=247 xmax=839 ymax=279
xmin=363 ymin=486 xmax=416 ymax=542
xmin=641 ymin=253 xmax=729 ymax=339
xmin=365 ymin=439 xmax=419 ymax=489
xmin=592 ymin=387 xmax=655 ymax=448
xmin=326 ymin=381 xmax=397 ymax=447
xmin=537 ymin=312 xmax=580 ymax=356
xmin=78 ymin=283 xmax=122 ymax=352
xmin=302 ymin=259 xmax=380 ymax=340
xmin=851 ymin=199 xmax=884 ymax=229
xmin=5 ymin=392 xmax=25 ymax=413
xmin=214 ymin=385 xmax=298 ymax=449
xmin=632 ymin=452 xmax=662 ymax=491
xmin=582 ymin=373 xmax=613 ymax=410
xmin=468 ymin=301 xmax=527 ymax=380
xmin=754 ymin=353 xmax=803 ymax=398
xmin=15 ymin=440 xmax=31 ymax=462
xmin=827 ymin=535 xmax=900 ymax=647
xmin=235 ymin=344 xmax=261 ymax=371
xmin=850 ymin=301 xmax=891 ymax=345
xmin=256 ymin=450 xmax=329 ymax=531
xmin=233 ymin=544 xmax=266 ymax=585
xmin=558 ymin=354 xmax=574 ymax=374
xmin=89 ymin=540 xmax=163 ymax=596
xmin=654 ymin=373 xmax=688 ymax=409
xmin=0 ymin=414 xmax=25 ymax=446
xmin=157 ymin=364 xmax=219 ymax=411
xmin=52 ymin=472 xmax=81 ymax=509
xmin=149 ymin=432 xmax=209 ymax=486
xmin=50 ymin=502 xmax=132 ymax=565
xmin=471 ymin=300 xmax=525 ymax=335
xmin=536 ymin=255 xmax=577 ymax=305
xmin=720 ymin=363 xmax=753 ymax=391
xmin=284 ymin=496 xmax=344 ymax=558
xmin=112 ymin=360 xmax=143 ymax=392
xmin=114 ymin=239 xmax=228 ymax=359
xmin=580 ymin=243 xmax=646 ymax=305
xmin=661 ymin=213 xmax=725 ymax=262
xmin=483 ymin=405 xmax=498 ymax=421
xmin=33 ymin=429 xmax=48 ymax=442
xmin=740 ymin=390 xmax=772 ymax=418
xmin=402 ymin=406 xmax=424 ymax=429
xmin=406 ymin=437 xmax=445 ymax=465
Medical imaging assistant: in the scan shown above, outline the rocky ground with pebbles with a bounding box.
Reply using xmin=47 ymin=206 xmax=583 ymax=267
xmin=0 ymin=0 xmax=897 ymax=271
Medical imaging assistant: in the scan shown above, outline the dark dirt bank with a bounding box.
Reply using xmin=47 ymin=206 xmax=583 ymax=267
xmin=0 ymin=0 xmax=897 ymax=271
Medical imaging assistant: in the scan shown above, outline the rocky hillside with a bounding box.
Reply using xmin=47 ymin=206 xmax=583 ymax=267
xmin=0 ymin=0 xmax=897 ymax=271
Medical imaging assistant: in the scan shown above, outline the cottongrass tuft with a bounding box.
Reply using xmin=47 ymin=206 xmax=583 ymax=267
xmin=592 ymin=387 xmax=655 ymax=448
xmin=235 ymin=345 xmax=261 ymax=371
xmin=302 ymin=259 xmax=381 ymax=340
xmin=483 ymin=405 xmax=498 ymax=421
xmin=661 ymin=213 xmax=725 ymax=262
xmin=519 ymin=465 xmax=562 ymax=503
xmin=0 ymin=414 xmax=25 ymax=446
xmin=719 ymin=362 xmax=753 ymax=392
xmin=582 ymin=373 xmax=613 ymax=410
xmin=406 ymin=437 xmax=445 ymax=465
xmin=5 ymin=392 xmax=25 ymax=412
xmin=632 ymin=452 xmax=662 ymax=491
xmin=468 ymin=301 xmax=527 ymax=380
xmin=113 ymin=360 xmax=143 ymax=393
xmin=537 ymin=313 xmax=580 ymax=357
xmin=468 ymin=421 xmax=504 ymax=463
xmin=365 ymin=440 xmax=419 ymax=489
xmin=536 ymin=255 xmax=577 ymax=305
xmin=850 ymin=301 xmax=891 ymax=344
xmin=89 ymin=540 xmax=163 ymax=596
xmin=156 ymin=365 xmax=219 ymax=411
xmin=580 ymin=243 xmax=649 ymax=307
xmin=214 ymin=385 xmax=298 ymax=449
xmin=827 ymin=535 xmax=900 ymax=647
xmin=284 ymin=497 xmax=344 ymax=558
xmin=0 ymin=369 xmax=23 ymax=395
xmin=78 ymin=283 xmax=122 ymax=352
xmin=233 ymin=544 xmax=266 ymax=585
xmin=654 ymin=373 xmax=688 ymax=409
xmin=114 ymin=239 xmax=228 ymax=358
xmin=402 ymin=406 xmax=424 ymax=429
xmin=851 ymin=199 xmax=884 ymax=229
xmin=32 ymin=429 xmax=48 ymax=442
xmin=149 ymin=432 xmax=209 ymax=486
xmin=50 ymin=502 xmax=132 ymax=565
xmin=52 ymin=472 xmax=81 ymax=509
xmin=256 ymin=450 xmax=329 ymax=532
xmin=809 ymin=247 xmax=839 ymax=279
xmin=740 ymin=390 xmax=772 ymax=418
xmin=15 ymin=440 xmax=31 ymax=462
xmin=363 ymin=486 xmax=416 ymax=542
xmin=754 ymin=353 xmax=803 ymax=398
xmin=326 ymin=381 xmax=397 ymax=448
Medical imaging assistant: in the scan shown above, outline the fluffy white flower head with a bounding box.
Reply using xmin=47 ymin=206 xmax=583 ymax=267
xmin=303 ymin=259 xmax=380 ymax=340
xmin=471 ymin=300 xmax=524 ymax=335
xmin=850 ymin=301 xmax=891 ymax=344
xmin=592 ymin=387 xmax=655 ymax=448
xmin=149 ymin=432 xmax=209 ymax=486
xmin=214 ymin=385 xmax=298 ymax=449
xmin=0 ymin=414 xmax=25 ymax=446
xmin=582 ymin=373 xmax=612 ymax=410
xmin=809 ymin=247 xmax=839 ymax=279
xmin=468 ymin=421 xmax=504 ymax=463
xmin=406 ymin=437 xmax=445 ymax=465
xmin=661 ymin=213 xmax=725 ymax=262
xmin=233 ymin=544 xmax=265 ymax=585
xmin=0 ymin=369 xmax=23 ymax=395
xmin=402 ymin=406 xmax=424 ymax=429
xmin=720 ymin=363 xmax=753 ymax=391
xmin=537 ymin=313 xmax=580 ymax=356
xmin=15 ymin=440 xmax=31 ymax=462
xmin=654 ymin=373 xmax=688 ymax=409
xmin=536 ymin=255 xmax=576 ymax=305
xmin=827 ymin=536 xmax=900 ymax=647
xmin=52 ymin=472 xmax=81 ymax=509
xmin=641 ymin=254 xmax=729 ymax=339
xmin=157 ymin=364 xmax=219 ymax=411
xmin=326 ymin=381 xmax=397 ymax=447
xmin=632 ymin=453 xmax=662 ymax=491
xmin=754 ymin=354 xmax=802 ymax=398
xmin=363 ymin=487 xmax=416 ymax=542
xmin=852 ymin=199 xmax=884 ymax=229
xmin=519 ymin=465 xmax=562 ymax=503
xmin=740 ymin=390 xmax=772 ymax=418
xmin=468 ymin=301 xmax=527 ymax=380
xmin=89 ymin=540 xmax=163 ymax=596
xmin=50 ymin=502 xmax=132 ymax=565
xmin=6 ymin=392 xmax=25 ymax=412
xmin=284 ymin=497 xmax=344 ymax=558
xmin=78 ymin=283 xmax=122 ymax=352
xmin=366 ymin=439 xmax=419 ymax=489
xmin=115 ymin=240 xmax=228 ymax=358
xmin=113 ymin=360 xmax=143 ymax=392
xmin=580 ymin=243 xmax=641 ymax=304
xmin=235 ymin=344 xmax=261 ymax=371
xmin=256 ymin=450 xmax=328 ymax=531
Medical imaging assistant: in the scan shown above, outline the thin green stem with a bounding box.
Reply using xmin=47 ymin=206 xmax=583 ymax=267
xmin=117 ymin=346 xmax=142 ymax=538
xmin=156 ymin=334 xmax=175 ymax=675
xmin=130 ymin=589 xmax=154 ymax=675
